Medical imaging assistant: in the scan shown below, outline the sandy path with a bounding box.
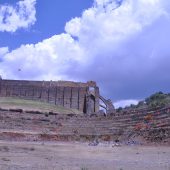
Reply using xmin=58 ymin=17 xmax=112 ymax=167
xmin=0 ymin=141 xmax=169 ymax=170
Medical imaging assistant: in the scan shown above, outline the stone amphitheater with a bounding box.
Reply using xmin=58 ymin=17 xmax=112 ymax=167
xmin=0 ymin=78 xmax=169 ymax=144
xmin=0 ymin=107 xmax=169 ymax=144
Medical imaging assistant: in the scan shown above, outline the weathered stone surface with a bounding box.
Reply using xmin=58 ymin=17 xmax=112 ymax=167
xmin=99 ymin=95 xmax=115 ymax=114
xmin=0 ymin=79 xmax=103 ymax=114
xmin=0 ymin=106 xmax=169 ymax=143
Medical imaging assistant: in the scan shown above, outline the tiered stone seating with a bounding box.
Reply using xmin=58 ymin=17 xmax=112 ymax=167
xmin=0 ymin=107 xmax=169 ymax=143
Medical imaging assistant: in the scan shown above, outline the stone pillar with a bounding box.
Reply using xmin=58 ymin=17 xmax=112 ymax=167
xmin=48 ymin=87 xmax=56 ymax=104
xmin=56 ymin=86 xmax=64 ymax=106
xmin=64 ymin=87 xmax=72 ymax=109
xmin=85 ymin=89 xmax=95 ymax=114
xmin=85 ymin=84 xmax=100 ymax=114
xmin=95 ymin=86 xmax=100 ymax=112
xmin=79 ymin=87 xmax=87 ymax=112
xmin=71 ymin=87 xmax=79 ymax=110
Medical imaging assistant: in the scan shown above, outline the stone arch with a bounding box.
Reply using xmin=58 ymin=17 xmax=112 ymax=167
xmin=99 ymin=96 xmax=107 ymax=113
xmin=99 ymin=99 xmax=107 ymax=113
xmin=99 ymin=95 xmax=115 ymax=114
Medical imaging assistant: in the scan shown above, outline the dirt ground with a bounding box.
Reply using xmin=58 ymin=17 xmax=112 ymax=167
xmin=0 ymin=141 xmax=169 ymax=170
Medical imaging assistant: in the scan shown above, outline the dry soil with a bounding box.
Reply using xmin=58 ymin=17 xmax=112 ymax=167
xmin=0 ymin=141 xmax=169 ymax=170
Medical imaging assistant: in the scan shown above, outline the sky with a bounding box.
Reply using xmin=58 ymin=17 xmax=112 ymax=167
xmin=0 ymin=0 xmax=170 ymax=108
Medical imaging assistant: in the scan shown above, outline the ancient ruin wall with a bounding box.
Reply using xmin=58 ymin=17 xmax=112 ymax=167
xmin=0 ymin=79 xmax=100 ymax=113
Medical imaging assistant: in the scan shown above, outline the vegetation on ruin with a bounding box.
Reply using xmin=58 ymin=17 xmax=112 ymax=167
xmin=0 ymin=97 xmax=82 ymax=114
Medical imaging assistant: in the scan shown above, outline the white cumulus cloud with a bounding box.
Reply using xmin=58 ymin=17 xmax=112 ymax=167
xmin=0 ymin=0 xmax=36 ymax=32
xmin=0 ymin=47 xmax=8 ymax=56
xmin=65 ymin=0 xmax=167 ymax=49
xmin=0 ymin=34 xmax=85 ymax=80
xmin=0 ymin=0 xmax=170 ymax=104
xmin=114 ymin=99 xmax=139 ymax=108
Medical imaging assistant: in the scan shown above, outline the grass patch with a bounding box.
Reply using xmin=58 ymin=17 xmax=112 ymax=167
xmin=0 ymin=97 xmax=82 ymax=114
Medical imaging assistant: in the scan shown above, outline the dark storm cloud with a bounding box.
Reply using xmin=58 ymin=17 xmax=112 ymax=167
xmin=66 ymin=16 xmax=170 ymax=102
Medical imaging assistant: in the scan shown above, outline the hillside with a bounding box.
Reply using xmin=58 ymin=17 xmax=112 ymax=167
xmin=0 ymin=97 xmax=82 ymax=114
xmin=117 ymin=92 xmax=170 ymax=112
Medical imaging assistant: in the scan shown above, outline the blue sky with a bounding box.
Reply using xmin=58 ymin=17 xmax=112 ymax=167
xmin=0 ymin=0 xmax=170 ymax=107
xmin=0 ymin=0 xmax=93 ymax=50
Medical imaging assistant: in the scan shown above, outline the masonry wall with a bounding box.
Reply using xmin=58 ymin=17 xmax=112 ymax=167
xmin=0 ymin=79 xmax=99 ymax=113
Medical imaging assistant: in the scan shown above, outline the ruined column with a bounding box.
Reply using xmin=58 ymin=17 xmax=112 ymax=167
xmin=95 ymin=86 xmax=100 ymax=112
xmin=71 ymin=87 xmax=79 ymax=110
xmin=79 ymin=87 xmax=87 ymax=112
xmin=86 ymin=81 xmax=100 ymax=114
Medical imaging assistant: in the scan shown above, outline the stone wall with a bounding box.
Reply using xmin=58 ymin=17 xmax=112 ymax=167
xmin=0 ymin=79 xmax=100 ymax=113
